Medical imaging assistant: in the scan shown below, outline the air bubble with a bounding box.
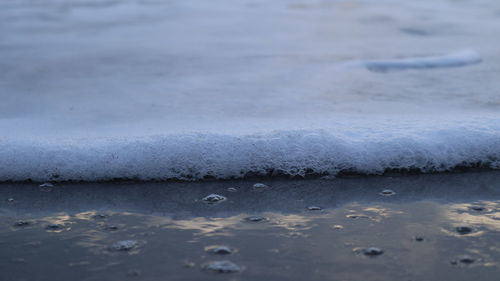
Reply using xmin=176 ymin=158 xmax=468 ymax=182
xmin=202 ymin=194 xmax=227 ymax=204
xmin=110 ymin=240 xmax=138 ymax=251
xmin=379 ymin=189 xmax=396 ymax=196
xmin=202 ymin=261 xmax=241 ymax=273
xmin=205 ymin=245 xmax=234 ymax=255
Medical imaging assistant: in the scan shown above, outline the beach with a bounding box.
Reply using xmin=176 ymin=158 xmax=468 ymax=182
xmin=2 ymin=1 xmax=500 ymax=279
xmin=1 ymin=171 xmax=499 ymax=280
xmin=2 ymin=0 xmax=500 ymax=182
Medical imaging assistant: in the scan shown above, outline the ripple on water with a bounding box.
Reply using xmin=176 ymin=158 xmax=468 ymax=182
xmin=414 ymin=236 xmax=425 ymax=242
xmin=354 ymin=247 xmax=384 ymax=257
xmin=13 ymin=220 xmax=32 ymax=227
xmin=455 ymin=226 xmax=474 ymax=235
xmin=39 ymin=182 xmax=54 ymax=192
xmin=92 ymin=213 xmax=108 ymax=219
xmin=451 ymin=255 xmax=476 ymax=265
xmin=346 ymin=214 xmax=370 ymax=219
xmin=46 ymin=223 xmax=63 ymax=230
xmin=126 ymin=269 xmax=141 ymax=277
xmin=379 ymin=189 xmax=396 ymax=196
xmin=469 ymin=206 xmax=486 ymax=212
xmin=244 ymin=216 xmax=267 ymax=222
xmin=105 ymin=224 xmax=119 ymax=231
xmin=363 ymin=247 xmax=384 ymax=256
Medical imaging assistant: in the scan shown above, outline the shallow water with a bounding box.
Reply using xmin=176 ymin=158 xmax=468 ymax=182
xmin=2 ymin=0 xmax=500 ymax=181
xmin=1 ymin=172 xmax=500 ymax=280
xmin=2 ymin=0 xmax=500 ymax=138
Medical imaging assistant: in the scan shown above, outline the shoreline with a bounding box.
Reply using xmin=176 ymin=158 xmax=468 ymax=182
xmin=1 ymin=171 xmax=499 ymax=281
xmin=2 ymin=171 xmax=500 ymax=215
xmin=0 ymin=165 xmax=498 ymax=185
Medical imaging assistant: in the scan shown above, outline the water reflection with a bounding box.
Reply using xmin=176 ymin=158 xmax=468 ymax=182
xmin=1 ymin=200 xmax=499 ymax=280
xmin=1 ymin=173 xmax=500 ymax=280
xmin=445 ymin=201 xmax=500 ymax=232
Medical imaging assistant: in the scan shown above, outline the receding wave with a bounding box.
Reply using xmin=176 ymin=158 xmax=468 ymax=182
xmin=2 ymin=120 xmax=500 ymax=182
xmin=1 ymin=0 xmax=499 ymax=183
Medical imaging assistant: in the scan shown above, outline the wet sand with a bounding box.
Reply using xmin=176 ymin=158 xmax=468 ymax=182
xmin=1 ymin=172 xmax=500 ymax=281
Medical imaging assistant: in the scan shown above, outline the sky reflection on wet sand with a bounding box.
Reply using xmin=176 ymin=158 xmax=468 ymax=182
xmin=1 ymin=172 xmax=500 ymax=280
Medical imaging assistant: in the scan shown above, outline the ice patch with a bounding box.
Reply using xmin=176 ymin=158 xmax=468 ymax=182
xmin=362 ymin=50 xmax=481 ymax=72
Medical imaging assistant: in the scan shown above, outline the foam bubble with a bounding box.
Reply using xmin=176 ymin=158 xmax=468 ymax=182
xmin=1 ymin=118 xmax=500 ymax=182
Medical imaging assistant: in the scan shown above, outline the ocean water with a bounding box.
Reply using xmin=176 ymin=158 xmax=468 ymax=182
xmin=1 ymin=173 xmax=500 ymax=280
xmin=2 ymin=0 xmax=500 ymax=181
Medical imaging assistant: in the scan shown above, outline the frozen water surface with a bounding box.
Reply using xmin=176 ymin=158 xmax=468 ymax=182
xmin=2 ymin=0 xmax=500 ymax=181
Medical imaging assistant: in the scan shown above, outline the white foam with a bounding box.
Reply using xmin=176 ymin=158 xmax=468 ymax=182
xmin=362 ymin=50 xmax=482 ymax=72
xmin=1 ymin=118 xmax=500 ymax=181
xmin=1 ymin=0 xmax=500 ymax=181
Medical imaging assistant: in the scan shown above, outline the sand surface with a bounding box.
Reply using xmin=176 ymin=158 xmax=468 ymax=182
xmin=1 ymin=172 xmax=499 ymax=280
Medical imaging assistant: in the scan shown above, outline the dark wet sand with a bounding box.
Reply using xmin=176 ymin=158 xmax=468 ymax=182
xmin=1 ymin=172 xmax=500 ymax=281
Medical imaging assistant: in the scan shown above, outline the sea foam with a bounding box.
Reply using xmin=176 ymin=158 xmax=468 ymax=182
xmin=362 ymin=50 xmax=482 ymax=72
xmin=2 ymin=119 xmax=500 ymax=182
xmin=2 ymin=0 xmax=500 ymax=182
